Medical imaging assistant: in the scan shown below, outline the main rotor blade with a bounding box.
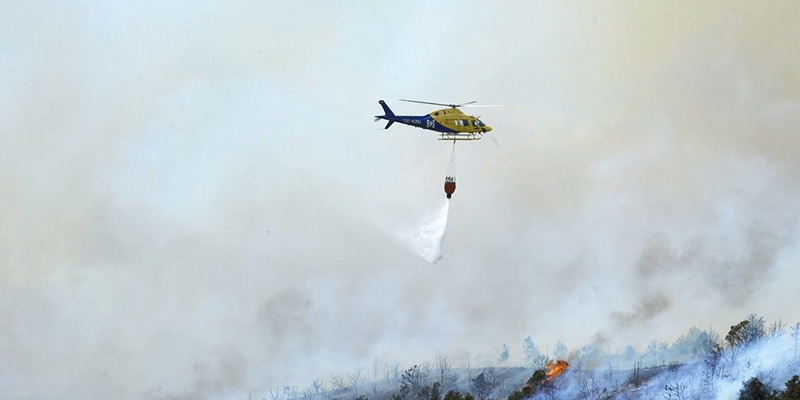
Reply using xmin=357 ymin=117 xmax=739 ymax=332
xmin=399 ymin=99 xmax=455 ymax=107
xmin=460 ymin=104 xmax=504 ymax=108
xmin=399 ymin=99 xmax=495 ymax=108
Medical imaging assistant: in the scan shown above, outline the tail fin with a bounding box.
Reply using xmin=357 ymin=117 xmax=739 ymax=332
xmin=378 ymin=100 xmax=394 ymax=117
xmin=376 ymin=100 xmax=395 ymax=129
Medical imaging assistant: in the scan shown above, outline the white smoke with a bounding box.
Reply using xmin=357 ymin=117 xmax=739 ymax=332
xmin=409 ymin=199 xmax=450 ymax=263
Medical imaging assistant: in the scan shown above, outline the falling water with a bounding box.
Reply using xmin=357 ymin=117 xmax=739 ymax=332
xmin=411 ymin=199 xmax=450 ymax=263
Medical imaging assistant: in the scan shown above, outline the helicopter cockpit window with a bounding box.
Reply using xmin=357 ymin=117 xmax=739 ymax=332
xmin=472 ymin=120 xmax=478 ymax=126
xmin=477 ymin=120 xmax=485 ymax=126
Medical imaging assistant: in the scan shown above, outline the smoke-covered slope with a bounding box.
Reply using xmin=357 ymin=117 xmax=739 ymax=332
xmin=272 ymin=315 xmax=800 ymax=400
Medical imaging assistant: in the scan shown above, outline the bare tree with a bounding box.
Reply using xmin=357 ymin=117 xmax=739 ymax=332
xmin=400 ymin=365 xmax=429 ymax=398
xmin=384 ymin=362 xmax=402 ymax=390
xmin=768 ymin=319 xmax=788 ymax=338
xmin=349 ymin=367 xmax=365 ymax=386
xmin=578 ymin=370 xmax=604 ymax=400
xmin=645 ymin=339 xmax=668 ymax=367
xmin=663 ymin=381 xmax=688 ymax=400
xmin=372 ymin=357 xmax=381 ymax=382
xmin=284 ymin=386 xmax=298 ymax=400
xmin=532 ymin=353 xmax=552 ymax=370
xmin=553 ymin=340 xmax=568 ymax=361
xmin=603 ymin=362 xmax=616 ymax=390
xmin=434 ymin=354 xmax=457 ymax=390
xmin=312 ymin=379 xmax=324 ymax=394
xmin=331 ymin=375 xmax=345 ymax=391
xmin=699 ymin=369 xmax=718 ymax=400
xmin=421 ymin=362 xmax=432 ymax=381
xmin=269 ymin=387 xmax=282 ymax=400
xmin=693 ymin=329 xmax=720 ymax=360
xmin=462 ymin=352 xmax=472 ymax=392
xmin=791 ymin=322 xmax=800 ymax=374
xmin=570 ymin=349 xmax=585 ymax=372
xmin=628 ymin=359 xmax=644 ymax=388
xmin=347 ymin=368 xmax=365 ymax=396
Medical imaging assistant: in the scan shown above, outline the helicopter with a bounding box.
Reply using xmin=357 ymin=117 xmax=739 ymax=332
xmin=374 ymin=99 xmax=493 ymax=141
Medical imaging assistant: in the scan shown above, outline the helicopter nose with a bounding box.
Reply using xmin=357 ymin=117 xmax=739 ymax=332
xmin=485 ymin=126 xmax=492 ymax=132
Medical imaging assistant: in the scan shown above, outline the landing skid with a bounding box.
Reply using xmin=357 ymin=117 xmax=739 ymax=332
xmin=438 ymin=133 xmax=481 ymax=141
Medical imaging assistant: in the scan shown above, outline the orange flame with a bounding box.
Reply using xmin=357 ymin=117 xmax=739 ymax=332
xmin=544 ymin=360 xmax=569 ymax=381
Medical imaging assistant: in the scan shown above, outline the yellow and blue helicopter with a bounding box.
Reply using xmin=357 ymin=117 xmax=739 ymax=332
xmin=374 ymin=99 xmax=493 ymax=141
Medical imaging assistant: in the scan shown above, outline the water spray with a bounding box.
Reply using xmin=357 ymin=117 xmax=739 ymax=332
xmin=410 ymin=143 xmax=457 ymax=263
xmin=411 ymin=200 xmax=450 ymax=263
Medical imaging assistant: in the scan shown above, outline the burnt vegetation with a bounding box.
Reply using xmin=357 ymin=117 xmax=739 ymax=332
xmin=254 ymin=314 xmax=800 ymax=400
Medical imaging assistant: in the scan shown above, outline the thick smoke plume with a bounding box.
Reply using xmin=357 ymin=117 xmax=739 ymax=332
xmin=2 ymin=1 xmax=800 ymax=399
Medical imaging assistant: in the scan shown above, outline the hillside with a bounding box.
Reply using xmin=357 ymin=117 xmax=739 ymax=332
xmin=269 ymin=315 xmax=800 ymax=400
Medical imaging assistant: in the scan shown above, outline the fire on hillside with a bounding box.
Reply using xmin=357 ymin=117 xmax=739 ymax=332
xmin=544 ymin=360 xmax=569 ymax=382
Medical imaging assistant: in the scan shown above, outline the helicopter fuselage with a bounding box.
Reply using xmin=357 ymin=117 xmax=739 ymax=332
xmin=376 ymin=100 xmax=492 ymax=141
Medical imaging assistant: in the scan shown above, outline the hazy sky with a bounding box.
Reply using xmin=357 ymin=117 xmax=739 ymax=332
xmin=2 ymin=1 xmax=799 ymax=399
